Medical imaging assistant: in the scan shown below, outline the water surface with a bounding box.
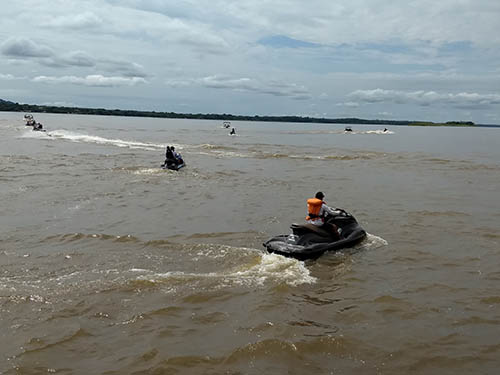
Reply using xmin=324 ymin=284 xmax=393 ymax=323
xmin=1 ymin=112 xmax=499 ymax=374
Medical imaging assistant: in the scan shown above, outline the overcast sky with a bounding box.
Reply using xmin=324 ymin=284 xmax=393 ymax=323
xmin=1 ymin=0 xmax=500 ymax=123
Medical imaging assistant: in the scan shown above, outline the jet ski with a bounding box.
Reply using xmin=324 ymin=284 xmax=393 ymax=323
xmin=263 ymin=210 xmax=366 ymax=260
xmin=161 ymin=158 xmax=185 ymax=171
xmin=32 ymin=124 xmax=46 ymax=132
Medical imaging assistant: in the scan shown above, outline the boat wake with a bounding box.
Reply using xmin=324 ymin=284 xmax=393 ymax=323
xmin=21 ymin=129 xmax=166 ymax=150
xmin=365 ymin=130 xmax=395 ymax=135
xmin=48 ymin=130 xmax=164 ymax=150
xmin=133 ymin=251 xmax=316 ymax=289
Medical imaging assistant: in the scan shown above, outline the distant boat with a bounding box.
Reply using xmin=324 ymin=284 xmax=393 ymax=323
xmin=344 ymin=126 xmax=352 ymax=132
xmin=24 ymin=114 xmax=35 ymax=126
xmin=222 ymin=121 xmax=231 ymax=128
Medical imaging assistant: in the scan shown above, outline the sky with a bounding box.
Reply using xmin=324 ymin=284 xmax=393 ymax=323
xmin=1 ymin=0 xmax=500 ymax=123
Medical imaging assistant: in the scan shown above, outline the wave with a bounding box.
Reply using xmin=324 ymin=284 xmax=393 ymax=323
xmin=131 ymin=251 xmax=316 ymax=288
xmin=20 ymin=129 xmax=173 ymax=151
xmin=361 ymin=233 xmax=388 ymax=248
xmin=20 ymin=129 xmax=53 ymax=139
xmin=46 ymin=130 xmax=164 ymax=150
xmin=21 ymin=328 xmax=92 ymax=355
xmin=419 ymin=157 xmax=500 ymax=171
xmin=365 ymin=130 xmax=395 ymax=134
xmin=192 ymin=144 xmax=238 ymax=151
xmin=283 ymin=129 xmax=394 ymax=135
xmin=42 ymin=232 xmax=140 ymax=244
xmin=34 ymin=233 xmax=317 ymax=291
xmin=18 ymin=128 xmax=392 ymax=162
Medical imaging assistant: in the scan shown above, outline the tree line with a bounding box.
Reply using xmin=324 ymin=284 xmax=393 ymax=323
xmin=0 ymin=99 xmax=474 ymax=126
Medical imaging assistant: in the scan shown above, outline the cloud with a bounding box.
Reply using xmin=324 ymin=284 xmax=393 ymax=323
xmin=44 ymin=11 xmax=103 ymax=29
xmin=377 ymin=111 xmax=393 ymax=117
xmin=0 ymin=37 xmax=146 ymax=77
xmin=0 ymin=73 xmax=19 ymax=80
xmin=1 ymin=1 xmax=499 ymax=122
xmin=258 ymin=35 xmax=320 ymax=49
xmin=167 ymin=75 xmax=312 ymax=100
xmin=32 ymin=74 xmax=147 ymax=87
xmin=59 ymin=51 xmax=96 ymax=67
xmin=336 ymin=101 xmax=359 ymax=107
xmin=99 ymin=60 xmax=148 ymax=78
xmin=1 ymin=37 xmax=54 ymax=58
xmin=349 ymin=89 xmax=500 ymax=109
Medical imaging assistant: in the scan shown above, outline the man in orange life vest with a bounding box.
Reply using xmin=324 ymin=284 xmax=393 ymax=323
xmin=306 ymin=192 xmax=341 ymax=238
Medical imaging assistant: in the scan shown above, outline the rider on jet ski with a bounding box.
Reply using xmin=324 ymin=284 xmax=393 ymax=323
xmin=171 ymin=146 xmax=183 ymax=165
xmin=307 ymin=191 xmax=342 ymax=239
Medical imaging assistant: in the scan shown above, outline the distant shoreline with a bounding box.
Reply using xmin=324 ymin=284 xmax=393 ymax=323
xmin=0 ymin=98 xmax=478 ymax=127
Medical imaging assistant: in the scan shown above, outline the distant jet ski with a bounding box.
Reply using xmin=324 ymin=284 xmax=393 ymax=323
xmin=32 ymin=123 xmax=46 ymax=132
xmin=263 ymin=209 xmax=366 ymax=260
xmin=25 ymin=115 xmax=35 ymax=126
xmin=344 ymin=126 xmax=352 ymax=132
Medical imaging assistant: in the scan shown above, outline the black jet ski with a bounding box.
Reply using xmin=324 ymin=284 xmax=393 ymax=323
xmin=32 ymin=124 xmax=46 ymax=132
xmin=161 ymin=158 xmax=185 ymax=171
xmin=263 ymin=210 xmax=366 ymax=260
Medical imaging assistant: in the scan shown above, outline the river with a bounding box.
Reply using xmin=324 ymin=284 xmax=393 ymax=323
xmin=1 ymin=112 xmax=499 ymax=374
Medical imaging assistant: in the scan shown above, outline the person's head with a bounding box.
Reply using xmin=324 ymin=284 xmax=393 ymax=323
xmin=171 ymin=146 xmax=175 ymax=151
xmin=315 ymin=191 xmax=325 ymax=200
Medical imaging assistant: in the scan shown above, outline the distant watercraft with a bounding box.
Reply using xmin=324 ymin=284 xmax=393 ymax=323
xmin=222 ymin=121 xmax=231 ymax=129
xmin=24 ymin=114 xmax=35 ymax=126
xmin=32 ymin=123 xmax=46 ymax=132
xmin=344 ymin=126 xmax=352 ymax=132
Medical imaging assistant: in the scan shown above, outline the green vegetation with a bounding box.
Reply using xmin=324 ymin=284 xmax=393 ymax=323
xmin=0 ymin=98 xmax=475 ymax=126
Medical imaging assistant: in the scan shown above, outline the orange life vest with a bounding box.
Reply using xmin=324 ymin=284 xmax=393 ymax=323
xmin=306 ymin=198 xmax=324 ymax=221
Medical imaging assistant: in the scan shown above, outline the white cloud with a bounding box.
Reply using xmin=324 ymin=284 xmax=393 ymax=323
xmin=44 ymin=11 xmax=103 ymax=29
xmin=349 ymin=89 xmax=500 ymax=109
xmin=336 ymin=101 xmax=359 ymax=108
xmin=0 ymin=73 xmax=18 ymax=80
xmin=32 ymin=75 xmax=147 ymax=87
xmin=377 ymin=111 xmax=392 ymax=117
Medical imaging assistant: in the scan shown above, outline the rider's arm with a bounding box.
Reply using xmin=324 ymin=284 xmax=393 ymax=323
xmin=322 ymin=204 xmax=341 ymax=216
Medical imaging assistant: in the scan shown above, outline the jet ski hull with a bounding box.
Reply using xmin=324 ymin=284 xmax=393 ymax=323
xmin=263 ymin=211 xmax=366 ymax=260
xmin=161 ymin=162 xmax=185 ymax=171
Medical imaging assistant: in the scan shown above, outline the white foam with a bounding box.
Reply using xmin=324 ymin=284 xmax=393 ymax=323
xmin=135 ymin=251 xmax=316 ymax=288
xmin=20 ymin=130 xmax=53 ymax=139
xmin=359 ymin=233 xmax=389 ymax=249
xmin=48 ymin=130 xmax=163 ymax=150
xmin=131 ymin=168 xmax=164 ymax=175
xmin=232 ymin=252 xmax=316 ymax=287
xmin=365 ymin=130 xmax=395 ymax=134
